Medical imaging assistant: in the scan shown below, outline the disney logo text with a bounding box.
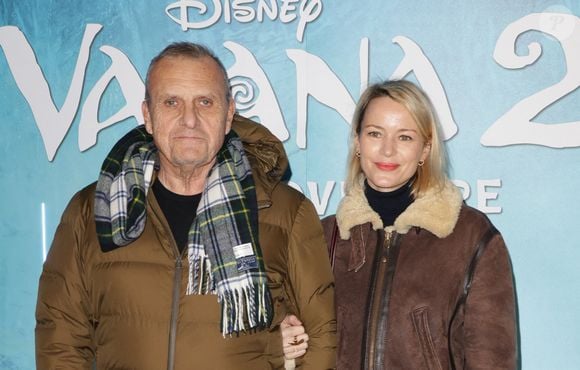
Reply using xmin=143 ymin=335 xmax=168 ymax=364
xmin=165 ymin=0 xmax=323 ymax=42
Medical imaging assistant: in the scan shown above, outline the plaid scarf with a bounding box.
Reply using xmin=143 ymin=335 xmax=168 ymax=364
xmin=95 ymin=125 xmax=272 ymax=336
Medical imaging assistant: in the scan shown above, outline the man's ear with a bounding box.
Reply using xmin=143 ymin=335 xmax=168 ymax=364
xmin=225 ymin=98 xmax=235 ymax=134
xmin=142 ymin=101 xmax=153 ymax=134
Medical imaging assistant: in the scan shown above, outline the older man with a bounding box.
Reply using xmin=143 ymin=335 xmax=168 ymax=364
xmin=35 ymin=42 xmax=335 ymax=369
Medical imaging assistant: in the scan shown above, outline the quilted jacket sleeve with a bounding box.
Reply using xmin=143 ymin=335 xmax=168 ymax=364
xmin=464 ymin=231 xmax=518 ymax=369
xmin=286 ymin=197 xmax=337 ymax=369
xmin=35 ymin=190 xmax=95 ymax=369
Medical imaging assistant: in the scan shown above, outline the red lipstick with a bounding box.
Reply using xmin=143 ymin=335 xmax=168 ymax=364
xmin=375 ymin=162 xmax=399 ymax=171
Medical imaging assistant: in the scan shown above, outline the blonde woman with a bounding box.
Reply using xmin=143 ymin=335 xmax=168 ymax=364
xmin=283 ymin=80 xmax=517 ymax=369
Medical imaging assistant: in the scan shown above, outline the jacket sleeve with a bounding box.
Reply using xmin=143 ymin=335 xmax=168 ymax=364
xmin=35 ymin=191 xmax=95 ymax=369
xmin=286 ymin=198 xmax=337 ymax=369
xmin=464 ymin=232 xmax=518 ymax=369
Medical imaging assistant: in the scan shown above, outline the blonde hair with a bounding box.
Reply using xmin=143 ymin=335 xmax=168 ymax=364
xmin=345 ymin=80 xmax=448 ymax=196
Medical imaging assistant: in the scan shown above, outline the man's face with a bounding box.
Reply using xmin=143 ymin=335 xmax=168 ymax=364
xmin=142 ymin=56 xmax=234 ymax=175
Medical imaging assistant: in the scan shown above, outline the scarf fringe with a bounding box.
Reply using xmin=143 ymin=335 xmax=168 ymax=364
xmin=218 ymin=283 xmax=272 ymax=337
xmin=187 ymin=254 xmax=272 ymax=336
xmin=186 ymin=254 xmax=214 ymax=295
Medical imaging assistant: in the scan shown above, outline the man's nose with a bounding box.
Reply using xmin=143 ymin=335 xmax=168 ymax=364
xmin=182 ymin=103 xmax=198 ymax=128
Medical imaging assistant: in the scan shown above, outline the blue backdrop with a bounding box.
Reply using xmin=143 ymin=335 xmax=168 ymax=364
xmin=1 ymin=1 xmax=580 ymax=368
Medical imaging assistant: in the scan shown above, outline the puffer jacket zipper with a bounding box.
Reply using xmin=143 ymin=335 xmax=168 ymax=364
xmin=165 ymin=202 xmax=272 ymax=369
xmin=362 ymin=230 xmax=401 ymax=369
xmin=167 ymin=245 xmax=185 ymax=370
xmin=153 ymin=177 xmax=236 ymax=370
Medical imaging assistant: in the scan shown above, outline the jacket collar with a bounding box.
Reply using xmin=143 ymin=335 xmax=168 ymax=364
xmin=231 ymin=114 xmax=288 ymax=207
xmin=336 ymin=175 xmax=463 ymax=240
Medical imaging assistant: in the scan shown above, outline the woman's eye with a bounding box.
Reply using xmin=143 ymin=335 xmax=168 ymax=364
xmin=367 ymin=131 xmax=380 ymax=138
xmin=400 ymin=135 xmax=412 ymax=141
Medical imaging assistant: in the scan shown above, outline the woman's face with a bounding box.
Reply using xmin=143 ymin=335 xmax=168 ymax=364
xmin=356 ymin=96 xmax=430 ymax=192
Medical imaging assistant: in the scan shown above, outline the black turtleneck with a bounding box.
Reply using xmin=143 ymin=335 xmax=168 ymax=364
xmin=364 ymin=179 xmax=414 ymax=227
xmin=152 ymin=180 xmax=201 ymax=253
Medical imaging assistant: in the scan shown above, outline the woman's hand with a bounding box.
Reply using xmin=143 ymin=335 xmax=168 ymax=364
xmin=280 ymin=314 xmax=309 ymax=360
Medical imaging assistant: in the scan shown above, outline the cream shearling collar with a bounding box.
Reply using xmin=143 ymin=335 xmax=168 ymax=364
xmin=336 ymin=176 xmax=464 ymax=240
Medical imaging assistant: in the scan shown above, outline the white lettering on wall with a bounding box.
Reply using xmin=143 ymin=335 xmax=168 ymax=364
xmin=0 ymin=25 xmax=144 ymax=161
xmin=79 ymin=46 xmax=144 ymax=150
xmin=0 ymin=25 xmax=100 ymax=161
xmin=287 ymin=48 xmax=356 ymax=149
xmin=288 ymin=36 xmax=456 ymax=148
xmin=290 ymin=179 xmax=500 ymax=215
xmin=454 ymin=179 xmax=502 ymax=214
xmin=224 ymin=41 xmax=288 ymax=140
xmin=1 ymin=27 xmax=455 ymax=160
xmin=477 ymin=179 xmax=502 ymax=214
xmin=391 ymin=36 xmax=458 ymax=140
xmin=482 ymin=12 xmax=580 ymax=148
xmin=307 ymin=180 xmax=335 ymax=215
xmin=452 ymin=179 xmax=471 ymax=199
xmin=359 ymin=37 xmax=370 ymax=95
xmin=165 ymin=0 xmax=323 ymax=42
xmin=288 ymin=180 xmax=335 ymax=215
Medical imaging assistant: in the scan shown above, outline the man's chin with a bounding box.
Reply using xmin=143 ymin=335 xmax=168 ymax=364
xmin=172 ymin=155 xmax=215 ymax=170
xmin=173 ymin=157 xmax=205 ymax=167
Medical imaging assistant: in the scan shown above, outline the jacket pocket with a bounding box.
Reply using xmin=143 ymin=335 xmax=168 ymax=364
xmin=411 ymin=306 xmax=444 ymax=370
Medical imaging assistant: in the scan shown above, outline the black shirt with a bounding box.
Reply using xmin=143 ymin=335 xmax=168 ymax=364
xmin=152 ymin=180 xmax=201 ymax=254
xmin=364 ymin=179 xmax=413 ymax=227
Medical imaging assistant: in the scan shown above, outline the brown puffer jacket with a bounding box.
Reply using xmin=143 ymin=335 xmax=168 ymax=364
xmin=36 ymin=115 xmax=336 ymax=370
xmin=323 ymin=177 xmax=517 ymax=370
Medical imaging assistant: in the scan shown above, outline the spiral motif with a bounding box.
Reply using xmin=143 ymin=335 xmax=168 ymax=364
xmin=230 ymin=76 xmax=259 ymax=113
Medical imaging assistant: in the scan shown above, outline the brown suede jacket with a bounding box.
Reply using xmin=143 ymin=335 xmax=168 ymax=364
xmin=322 ymin=177 xmax=517 ymax=370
